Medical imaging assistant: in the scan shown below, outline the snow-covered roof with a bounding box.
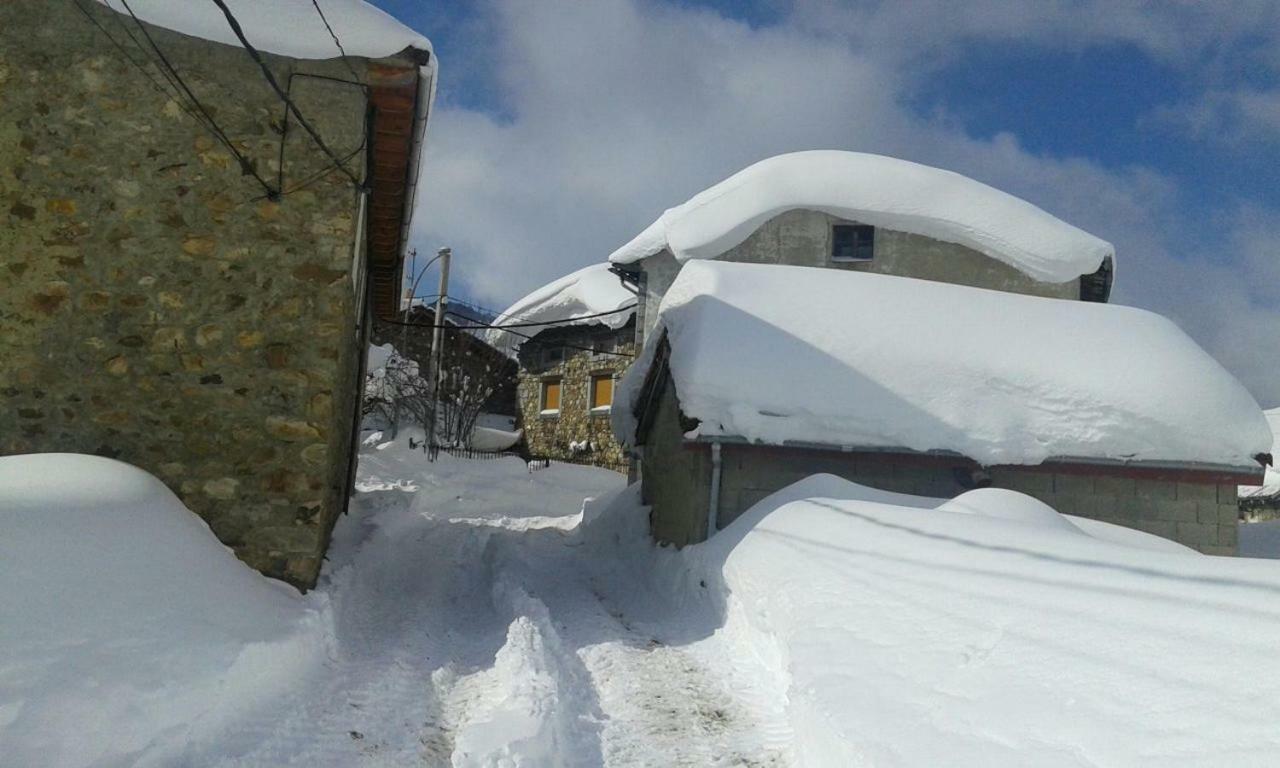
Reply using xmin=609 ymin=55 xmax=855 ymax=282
xmin=608 ymin=151 xmax=1114 ymax=284
xmin=488 ymin=264 xmax=637 ymax=356
xmin=1240 ymin=408 xmax=1280 ymax=497
xmin=617 ymin=261 xmax=1270 ymax=469
xmin=94 ymin=0 xmax=432 ymax=62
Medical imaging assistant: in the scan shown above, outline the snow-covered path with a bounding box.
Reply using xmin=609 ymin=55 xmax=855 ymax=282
xmin=212 ymin=440 xmax=790 ymax=767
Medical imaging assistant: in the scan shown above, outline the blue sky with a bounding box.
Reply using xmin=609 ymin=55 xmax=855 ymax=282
xmin=371 ymin=0 xmax=1280 ymax=405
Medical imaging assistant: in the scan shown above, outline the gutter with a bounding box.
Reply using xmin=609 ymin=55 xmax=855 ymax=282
xmin=687 ymin=435 xmax=1265 ymax=484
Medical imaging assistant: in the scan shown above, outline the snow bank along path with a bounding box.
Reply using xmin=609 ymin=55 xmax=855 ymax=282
xmin=585 ymin=474 xmax=1280 ymax=766
xmin=609 ymin=150 xmax=1114 ymax=284
xmin=617 ymin=260 xmax=1271 ymax=468
xmin=487 ymin=263 xmax=637 ymax=356
xmin=0 ymin=454 xmax=328 ymax=768
xmin=209 ymin=438 xmax=788 ymax=766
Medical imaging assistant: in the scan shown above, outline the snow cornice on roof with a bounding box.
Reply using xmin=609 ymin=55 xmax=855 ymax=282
xmin=488 ymin=264 xmax=637 ymax=356
xmin=617 ymin=261 xmax=1270 ymax=469
xmin=609 ymin=151 xmax=1115 ymax=285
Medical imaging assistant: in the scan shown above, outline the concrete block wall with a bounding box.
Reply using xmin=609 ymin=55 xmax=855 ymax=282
xmin=635 ymin=209 xmax=1080 ymax=346
xmin=710 ymin=444 xmax=1239 ymax=555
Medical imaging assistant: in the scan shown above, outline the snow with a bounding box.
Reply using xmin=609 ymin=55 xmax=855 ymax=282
xmin=0 ymin=454 xmax=328 ymax=768
xmin=13 ymin=436 xmax=1280 ymax=764
xmin=94 ymin=0 xmax=431 ymax=63
xmin=469 ymin=425 xmax=523 ymax=452
xmin=616 ymin=260 xmax=1271 ymax=469
xmin=585 ymin=473 xmax=1280 ymax=766
xmin=608 ymin=150 xmax=1115 ymax=284
xmin=487 ymin=263 xmax=636 ymax=355
xmin=1239 ymin=407 xmax=1280 ymax=498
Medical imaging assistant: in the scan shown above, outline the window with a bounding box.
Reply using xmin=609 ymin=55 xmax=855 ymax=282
xmin=590 ymin=374 xmax=614 ymax=411
xmin=540 ymin=378 xmax=562 ymax=414
xmin=832 ymin=224 xmax=874 ymax=261
xmin=542 ymin=346 xmax=565 ymax=366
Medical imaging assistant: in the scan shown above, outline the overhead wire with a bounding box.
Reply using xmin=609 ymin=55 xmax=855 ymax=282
xmin=209 ymin=0 xmax=364 ymax=190
xmin=380 ymin=304 xmax=638 ymax=332
xmin=112 ymin=0 xmax=281 ymax=199
xmin=309 ymin=0 xmax=362 ymax=82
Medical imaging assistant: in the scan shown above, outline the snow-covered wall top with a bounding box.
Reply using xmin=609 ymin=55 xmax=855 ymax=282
xmin=608 ymin=151 xmax=1114 ymax=284
xmin=488 ymin=264 xmax=636 ymax=355
xmin=617 ymin=261 xmax=1269 ymax=468
xmin=94 ymin=0 xmax=432 ymax=62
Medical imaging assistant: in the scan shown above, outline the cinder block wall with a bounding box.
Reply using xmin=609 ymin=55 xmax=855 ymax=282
xmin=635 ymin=209 xmax=1080 ymax=345
xmin=713 ymin=445 xmax=1239 ymax=555
xmin=0 ymin=1 xmax=370 ymax=587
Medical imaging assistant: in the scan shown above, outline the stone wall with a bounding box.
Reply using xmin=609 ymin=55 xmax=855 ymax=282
xmin=0 ymin=1 xmax=375 ymax=588
xmin=635 ymin=209 xmax=1080 ymax=345
xmin=517 ymin=322 xmax=634 ymax=470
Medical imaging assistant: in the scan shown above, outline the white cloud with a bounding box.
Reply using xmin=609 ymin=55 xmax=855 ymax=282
xmin=1150 ymin=88 xmax=1280 ymax=146
xmin=411 ymin=0 xmax=1280 ymax=405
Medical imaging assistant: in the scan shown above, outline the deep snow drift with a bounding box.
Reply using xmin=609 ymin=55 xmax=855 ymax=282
xmin=0 ymin=454 xmax=328 ymax=768
xmin=584 ymin=474 xmax=1280 ymax=766
xmin=9 ymin=445 xmax=1280 ymax=765
xmin=616 ymin=260 xmax=1271 ymax=468
xmin=608 ymin=150 xmax=1114 ymax=284
xmin=487 ymin=263 xmax=636 ymax=356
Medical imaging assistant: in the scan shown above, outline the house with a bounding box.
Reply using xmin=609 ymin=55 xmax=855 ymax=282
xmin=609 ymin=151 xmax=1117 ymax=349
xmin=0 ymin=0 xmax=434 ymax=588
xmin=614 ymin=261 xmax=1273 ymax=554
xmin=490 ymin=264 xmax=637 ymax=471
xmin=1240 ymin=409 xmax=1280 ymax=520
xmin=369 ymin=303 xmax=519 ymax=437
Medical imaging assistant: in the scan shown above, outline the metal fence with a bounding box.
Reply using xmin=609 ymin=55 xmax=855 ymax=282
xmin=421 ymin=442 xmax=627 ymax=475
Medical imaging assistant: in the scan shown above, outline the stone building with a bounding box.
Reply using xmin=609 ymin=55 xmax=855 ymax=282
xmin=491 ymin=263 xmax=638 ymax=471
xmin=370 ymin=304 xmax=518 ymax=424
xmin=514 ymin=317 xmax=635 ymax=471
xmin=616 ymin=261 xmax=1272 ymax=554
xmin=609 ymin=150 xmax=1117 ymax=349
xmin=0 ymin=0 xmax=434 ymax=588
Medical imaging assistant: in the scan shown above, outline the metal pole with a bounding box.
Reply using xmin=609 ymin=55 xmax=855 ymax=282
xmin=391 ymin=249 xmax=418 ymax=440
xmin=427 ymin=247 xmax=451 ymax=448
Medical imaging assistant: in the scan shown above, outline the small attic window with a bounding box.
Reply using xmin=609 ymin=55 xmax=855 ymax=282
xmin=832 ymin=224 xmax=874 ymax=262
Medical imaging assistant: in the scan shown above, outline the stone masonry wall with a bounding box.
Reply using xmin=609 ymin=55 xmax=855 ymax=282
xmin=517 ymin=326 xmax=634 ymax=471
xmin=712 ymin=445 xmax=1240 ymax=555
xmin=0 ymin=1 xmax=373 ymax=588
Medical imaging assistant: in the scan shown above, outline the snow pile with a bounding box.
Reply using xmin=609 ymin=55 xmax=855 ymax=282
xmin=469 ymin=425 xmax=523 ymax=452
xmin=93 ymin=0 xmax=431 ymax=62
xmin=1240 ymin=407 xmax=1280 ymax=498
xmin=616 ymin=260 xmax=1271 ymax=468
xmin=487 ymin=263 xmax=636 ymax=355
xmin=0 ymin=454 xmax=328 ymax=767
xmin=584 ymin=474 xmax=1280 ymax=765
xmin=608 ymin=150 xmax=1114 ymax=284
